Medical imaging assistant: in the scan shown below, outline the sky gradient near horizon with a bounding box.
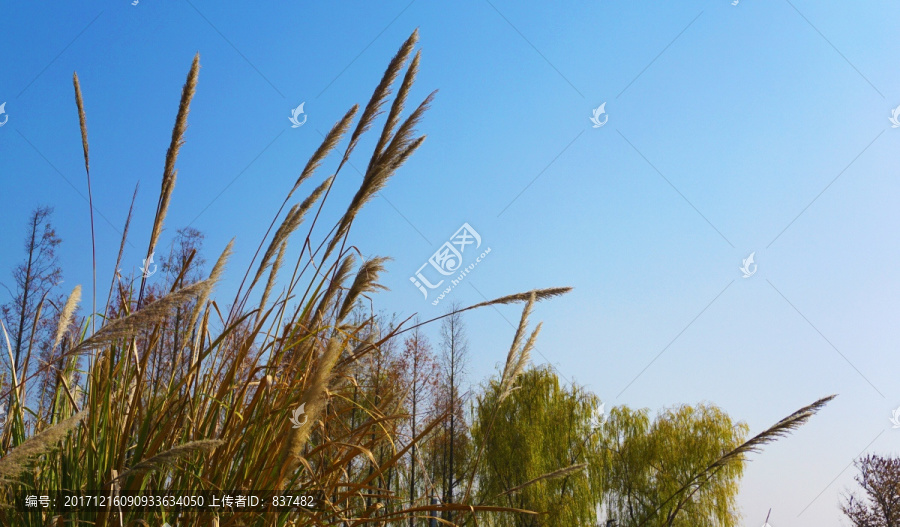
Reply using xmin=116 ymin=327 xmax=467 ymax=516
xmin=2 ymin=1 xmax=899 ymax=525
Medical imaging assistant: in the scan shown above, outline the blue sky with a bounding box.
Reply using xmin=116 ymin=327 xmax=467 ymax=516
xmin=2 ymin=1 xmax=899 ymax=525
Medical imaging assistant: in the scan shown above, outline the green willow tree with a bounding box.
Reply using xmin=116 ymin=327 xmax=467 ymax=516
xmin=472 ymin=366 xmax=604 ymax=527
xmin=599 ymin=405 xmax=748 ymax=527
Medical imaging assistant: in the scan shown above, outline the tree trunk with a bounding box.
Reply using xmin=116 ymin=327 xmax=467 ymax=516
xmin=409 ymin=350 xmax=418 ymax=527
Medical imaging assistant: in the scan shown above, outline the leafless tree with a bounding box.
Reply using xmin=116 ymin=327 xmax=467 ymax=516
xmin=1 ymin=207 xmax=62 ymax=377
xmin=841 ymin=453 xmax=900 ymax=527
xmin=400 ymin=323 xmax=438 ymax=526
xmin=439 ymin=301 xmax=469 ymax=518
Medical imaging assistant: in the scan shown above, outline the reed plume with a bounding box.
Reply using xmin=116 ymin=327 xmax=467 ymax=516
xmin=498 ymin=293 xmax=541 ymax=403
xmin=74 ymin=279 xmax=211 ymax=354
xmin=321 ymin=30 xmax=424 ymax=262
xmin=110 ymin=439 xmax=224 ymax=483
xmin=73 ymin=72 xmax=97 ymax=336
xmin=51 ymin=285 xmax=81 ymax=352
xmin=140 ymin=53 xmax=200 ymax=307
xmin=345 ymin=29 xmax=419 ymax=160
xmin=72 ymin=74 xmax=90 ymax=174
xmin=289 ymin=109 xmax=357 ymax=199
xmin=369 ymin=50 xmax=420 ymax=170
xmin=338 ymin=257 xmax=390 ymax=322
xmin=0 ymin=411 xmax=85 ymax=479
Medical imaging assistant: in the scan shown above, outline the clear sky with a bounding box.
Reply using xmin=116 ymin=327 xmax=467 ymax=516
xmin=1 ymin=1 xmax=899 ymax=525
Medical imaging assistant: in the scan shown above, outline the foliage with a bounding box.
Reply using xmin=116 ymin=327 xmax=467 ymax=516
xmin=471 ymin=366 xmax=605 ymax=527
xmin=841 ymin=453 xmax=900 ymax=527
xmin=600 ymin=404 xmax=747 ymax=527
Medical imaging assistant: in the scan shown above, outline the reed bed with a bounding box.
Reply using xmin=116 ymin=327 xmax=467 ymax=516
xmin=0 ymin=31 xmax=568 ymax=526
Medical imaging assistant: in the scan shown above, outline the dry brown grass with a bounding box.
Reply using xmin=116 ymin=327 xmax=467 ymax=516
xmin=0 ymin=31 xmax=566 ymax=527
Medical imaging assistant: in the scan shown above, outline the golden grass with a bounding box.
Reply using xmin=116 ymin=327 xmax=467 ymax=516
xmin=0 ymin=31 xmax=567 ymax=527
